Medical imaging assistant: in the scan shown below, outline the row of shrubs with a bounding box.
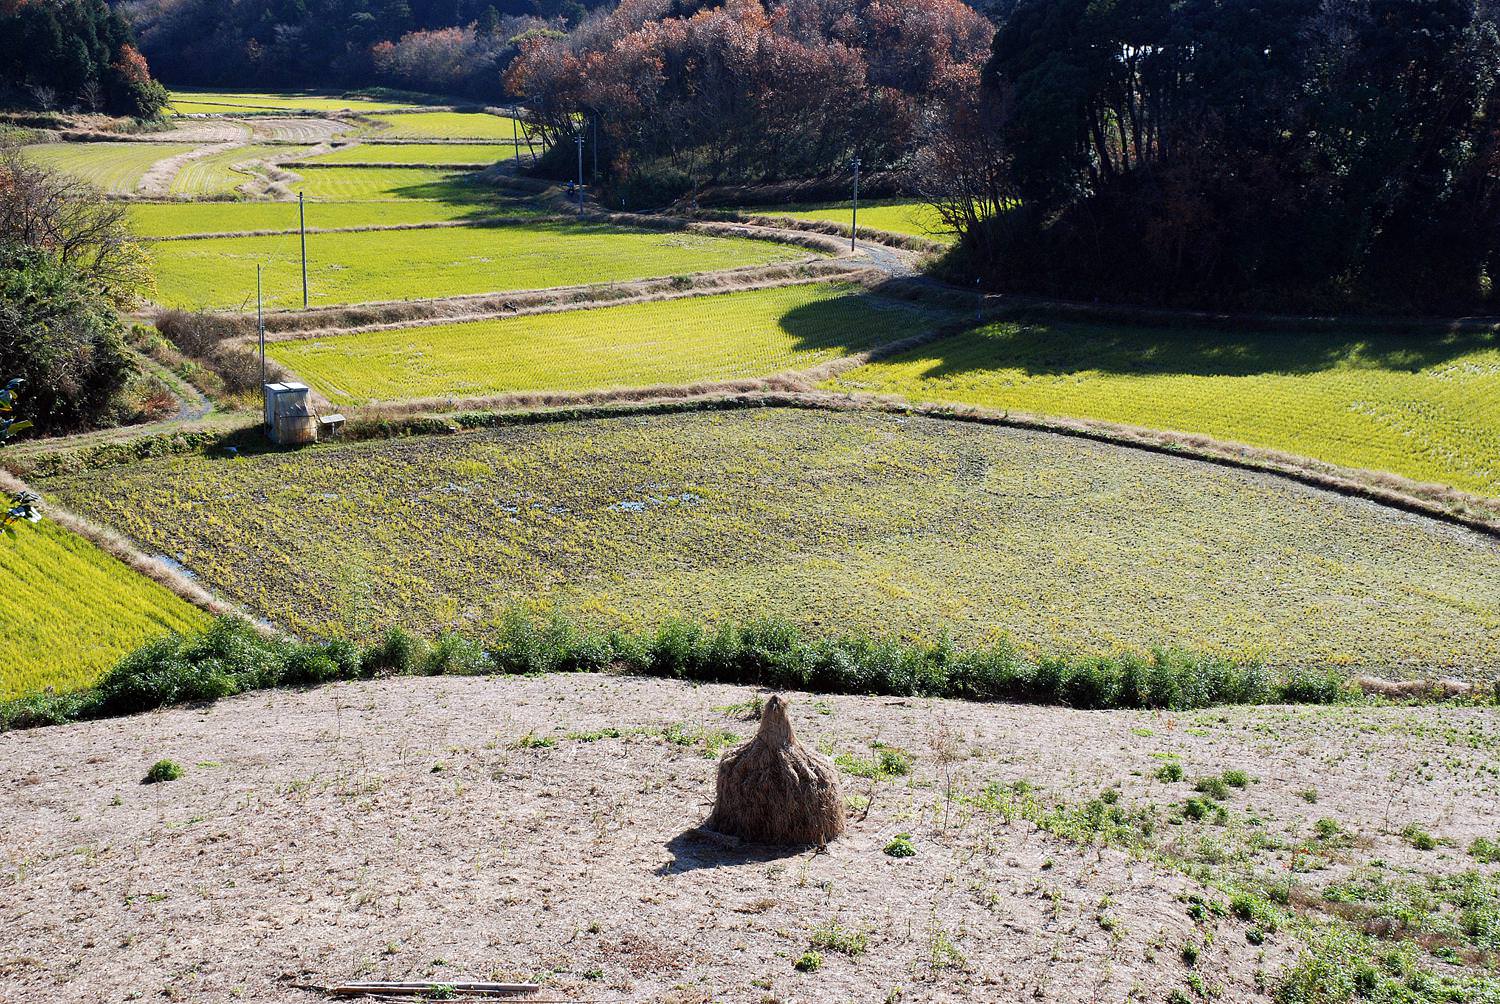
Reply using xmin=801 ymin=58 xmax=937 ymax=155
xmin=0 ymin=614 xmax=1382 ymax=732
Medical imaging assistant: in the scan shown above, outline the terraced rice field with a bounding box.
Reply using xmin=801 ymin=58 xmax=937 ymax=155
xmin=270 ymin=283 xmax=948 ymax=403
xmin=828 ymin=319 xmax=1500 ymax=497
xmin=168 ymin=90 xmax=425 ymax=114
xmin=128 ymin=199 xmax=538 ymax=237
xmin=39 ymin=408 xmax=1500 ymax=671
xmin=147 ymin=222 xmax=815 ymax=309
xmin=757 ymin=199 xmax=954 ymax=241
xmin=303 ymin=143 xmax=522 ymax=165
xmin=289 ymin=165 xmax=483 ymax=201
xmin=166 ymin=143 xmax=309 ymax=196
xmin=0 ymin=524 xmax=210 ymax=699
xmin=363 ymin=110 xmax=524 ymax=140
xmin=21 ymin=141 xmax=195 ymax=194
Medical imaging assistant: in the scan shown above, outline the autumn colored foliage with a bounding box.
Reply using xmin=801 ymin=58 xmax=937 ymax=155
xmin=506 ymin=0 xmax=992 ymax=202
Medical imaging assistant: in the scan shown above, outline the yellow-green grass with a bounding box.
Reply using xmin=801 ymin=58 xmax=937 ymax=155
xmin=147 ymin=222 xmax=814 ymax=310
xmin=128 ymin=199 xmax=539 ymax=237
xmin=21 ymin=141 xmax=196 ymax=194
xmin=302 ymin=143 xmax=521 ymax=165
xmin=39 ymin=408 xmax=1500 ymax=671
xmin=290 ymin=165 xmax=483 ymax=202
xmin=168 ymin=89 xmax=425 ymax=114
xmin=827 ymin=320 xmax=1500 ymax=498
xmin=755 ymin=200 xmax=954 ymax=241
xmin=168 ymin=143 xmax=310 ymax=196
xmin=0 ymin=523 xmax=211 ymax=699
xmin=270 ymin=283 xmax=949 ymax=404
xmin=363 ymin=110 xmax=523 ymax=140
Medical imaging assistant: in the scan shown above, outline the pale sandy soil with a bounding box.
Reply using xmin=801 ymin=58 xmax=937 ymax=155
xmin=2 ymin=675 xmax=1495 ymax=1003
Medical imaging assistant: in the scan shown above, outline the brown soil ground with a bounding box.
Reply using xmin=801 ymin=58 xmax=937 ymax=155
xmin=3 ymin=676 xmax=1495 ymax=1003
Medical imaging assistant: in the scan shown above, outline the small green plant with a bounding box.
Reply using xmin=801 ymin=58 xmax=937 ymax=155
xmin=793 ymin=950 xmax=822 ymax=972
xmin=1221 ymin=769 xmax=1250 ymax=788
xmin=1469 ymin=836 xmax=1500 ymax=863
xmin=1169 ymin=990 xmax=1193 ymax=1004
xmin=1194 ymin=776 xmax=1230 ymax=800
xmin=1183 ymin=797 xmax=1213 ymax=821
xmin=1296 ymin=787 xmax=1319 ymax=803
xmin=1314 ymin=818 xmax=1343 ymax=841
xmin=514 ymin=731 xmax=556 ymax=749
xmin=929 ymin=930 xmax=967 ymax=972
xmin=1155 ymin=761 xmax=1185 ymax=783
xmin=1181 ymin=941 xmax=1200 ymax=966
xmin=809 ymin=920 xmax=869 ymax=957
xmin=1401 ymin=824 xmax=1438 ymax=850
xmin=142 ymin=759 xmax=183 ymax=784
xmin=884 ymin=833 xmax=917 ymax=858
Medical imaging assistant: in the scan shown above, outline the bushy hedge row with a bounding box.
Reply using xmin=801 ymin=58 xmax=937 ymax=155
xmin=2 ymin=614 xmax=1359 ymax=731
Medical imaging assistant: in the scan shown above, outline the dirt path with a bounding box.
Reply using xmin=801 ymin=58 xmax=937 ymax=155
xmin=137 ymin=139 xmax=244 ymax=198
xmin=2 ymin=674 xmax=1493 ymax=1003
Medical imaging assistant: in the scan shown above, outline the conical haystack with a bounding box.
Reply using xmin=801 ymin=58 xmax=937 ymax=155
xmin=705 ymin=694 xmax=845 ymax=845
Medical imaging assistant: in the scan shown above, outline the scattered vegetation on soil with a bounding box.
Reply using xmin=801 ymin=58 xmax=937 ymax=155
xmin=37 ymin=409 xmax=1500 ymax=671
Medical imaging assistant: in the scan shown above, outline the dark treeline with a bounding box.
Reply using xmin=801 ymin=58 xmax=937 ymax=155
xmin=505 ymin=0 xmax=993 ymax=205
xmin=925 ymin=0 xmax=1500 ymax=312
xmin=0 ymin=0 xmax=168 ymax=117
xmin=126 ymin=0 xmax=611 ymax=99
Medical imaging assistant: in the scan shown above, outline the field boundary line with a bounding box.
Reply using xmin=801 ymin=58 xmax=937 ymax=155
xmin=0 ymin=469 xmax=275 ymax=634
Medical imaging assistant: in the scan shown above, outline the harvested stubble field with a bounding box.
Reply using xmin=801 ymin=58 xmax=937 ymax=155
xmin=0 ymin=523 xmax=210 ymax=699
xmin=147 ymin=222 xmax=810 ymax=310
xmin=829 ymin=320 xmax=1500 ymax=498
xmin=20 ymin=141 xmax=197 ymax=194
xmin=756 ymin=200 xmax=954 ymax=241
xmin=269 ymin=283 xmax=948 ymax=404
xmin=128 ymin=199 xmax=513 ymax=238
xmin=304 ymin=142 xmax=522 ymax=165
xmin=38 ymin=409 xmax=1500 ymax=672
xmin=2 ymin=673 xmax=1496 ymax=1002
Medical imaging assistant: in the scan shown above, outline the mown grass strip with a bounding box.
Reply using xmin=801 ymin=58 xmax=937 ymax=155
xmin=21 ymin=142 xmax=198 ymax=195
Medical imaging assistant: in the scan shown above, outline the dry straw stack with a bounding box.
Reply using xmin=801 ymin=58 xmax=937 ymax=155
xmin=706 ymin=694 xmax=845 ymax=846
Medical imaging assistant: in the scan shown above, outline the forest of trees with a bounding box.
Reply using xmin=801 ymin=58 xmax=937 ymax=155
xmin=927 ymin=0 xmax=1500 ymax=311
xmin=0 ymin=0 xmax=168 ymax=118
xmin=127 ymin=0 xmax=605 ymax=98
xmin=506 ymin=0 xmax=993 ymax=204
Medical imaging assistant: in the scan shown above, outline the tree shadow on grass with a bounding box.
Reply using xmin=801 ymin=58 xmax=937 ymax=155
xmin=656 ymin=825 xmax=809 ymax=876
xmin=847 ymin=314 xmax=1500 ymax=382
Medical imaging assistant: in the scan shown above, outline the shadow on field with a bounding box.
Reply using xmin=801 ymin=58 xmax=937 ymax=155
xmin=888 ymin=317 xmax=1500 ymax=381
xmin=656 ymin=826 xmax=806 ymax=876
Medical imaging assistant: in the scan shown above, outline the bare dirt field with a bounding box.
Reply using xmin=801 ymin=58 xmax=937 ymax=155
xmin=3 ymin=675 xmax=1495 ymax=1003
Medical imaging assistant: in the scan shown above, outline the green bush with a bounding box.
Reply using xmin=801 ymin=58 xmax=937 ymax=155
xmin=142 ymin=758 xmax=183 ymax=784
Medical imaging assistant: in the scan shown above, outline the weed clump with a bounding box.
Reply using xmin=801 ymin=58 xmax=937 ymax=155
xmin=142 ymin=759 xmax=183 ymax=784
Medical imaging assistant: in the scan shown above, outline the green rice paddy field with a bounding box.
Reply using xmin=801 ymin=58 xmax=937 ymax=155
xmin=303 ymin=143 xmax=521 ymax=165
xmin=289 ymin=165 xmax=485 ymax=201
xmin=38 ymin=408 xmax=1500 ymax=672
xmin=756 ymin=200 xmax=953 ymax=241
xmin=168 ymin=90 xmax=425 ymax=114
xmin=128 ymin=199 xmax=521 ymax=237
xmin=270 ymin=283 xmax=949 ymax=403
xmin=21 ymin=141 xmax=194 ymax=194
xmin=147 ymin=223 xmax=815 ymax=310
xmin=829 ymin=320 xmax=1500 ymax=497
xmin=364 ymin=111 xmax=523 ymax=140
xmin=0 ymin=524 xmax=210 ymax=699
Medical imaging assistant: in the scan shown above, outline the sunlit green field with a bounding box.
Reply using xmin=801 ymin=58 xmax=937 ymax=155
xmin=0 ymin=524 xmax=211 ymax=699
xmin=21 ymin=141 xmax=195 ymax=194
xmin=38 ymin=408 xmax=1500 ymax=671
xmin=270 ymin=282 xmax=948 ymax=403
xmin=364 ymin=110 xmax=523 ymax=140
xmin=828 ymin=320 xmax=1500 ymax=497
xmin=129 ymin=199 xmax=538 ymax=237
xmin=168 ymin=89 xmax=426 ymax=114
xmin=302 ymin=143 xmax=521 ymax=165
xmin=168 ymin=143 xmax=308 ymax=196
xmin=289 ymin=165 xmax=482 ymax=201
xmin=147 ymin=222 xmax=815 ymax=309
xmin=755 ymin=199 xmax=954 ymax=241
